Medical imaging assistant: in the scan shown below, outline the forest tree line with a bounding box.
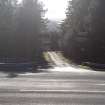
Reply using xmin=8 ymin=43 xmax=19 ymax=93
xmin=1 ymin=0 xmax=105 ymax=65
xmin=61 ymin=0 xmax=105 ymax=64
xmin=0 ymin=0 xmax=46 ymax=62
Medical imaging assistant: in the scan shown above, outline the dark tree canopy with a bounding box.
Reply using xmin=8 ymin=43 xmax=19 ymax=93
xmin=0 ymin=0 xmax=46 ymax=62
xmin=61 ymin=0 xmax=105 ymax=64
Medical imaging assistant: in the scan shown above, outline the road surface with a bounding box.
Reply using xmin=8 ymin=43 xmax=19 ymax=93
xmin=0 ymin=52 xmax=105 ymax=105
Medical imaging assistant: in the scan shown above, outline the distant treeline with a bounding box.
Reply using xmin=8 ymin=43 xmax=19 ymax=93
xmin=0 ymin=0 xmax=46 ymax=61
xmin=61 ymin=0 xmax=105 ymax=64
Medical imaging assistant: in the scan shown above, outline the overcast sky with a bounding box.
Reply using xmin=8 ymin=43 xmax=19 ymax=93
xmin=40 ymin=0 xmax=68 ymax=21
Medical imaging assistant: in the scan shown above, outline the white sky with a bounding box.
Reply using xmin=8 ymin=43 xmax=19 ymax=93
xmin=40 ymin=0 xmax=68 ymax=21
xmin=18 ymin=0 xmax=68 ymax=21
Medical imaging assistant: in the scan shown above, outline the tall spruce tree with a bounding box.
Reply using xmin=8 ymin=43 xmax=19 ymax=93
xmin=14 ymin=0 xmax=46 ymax=61
xmin=0 ymin=0 xmax=17 ymax=57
